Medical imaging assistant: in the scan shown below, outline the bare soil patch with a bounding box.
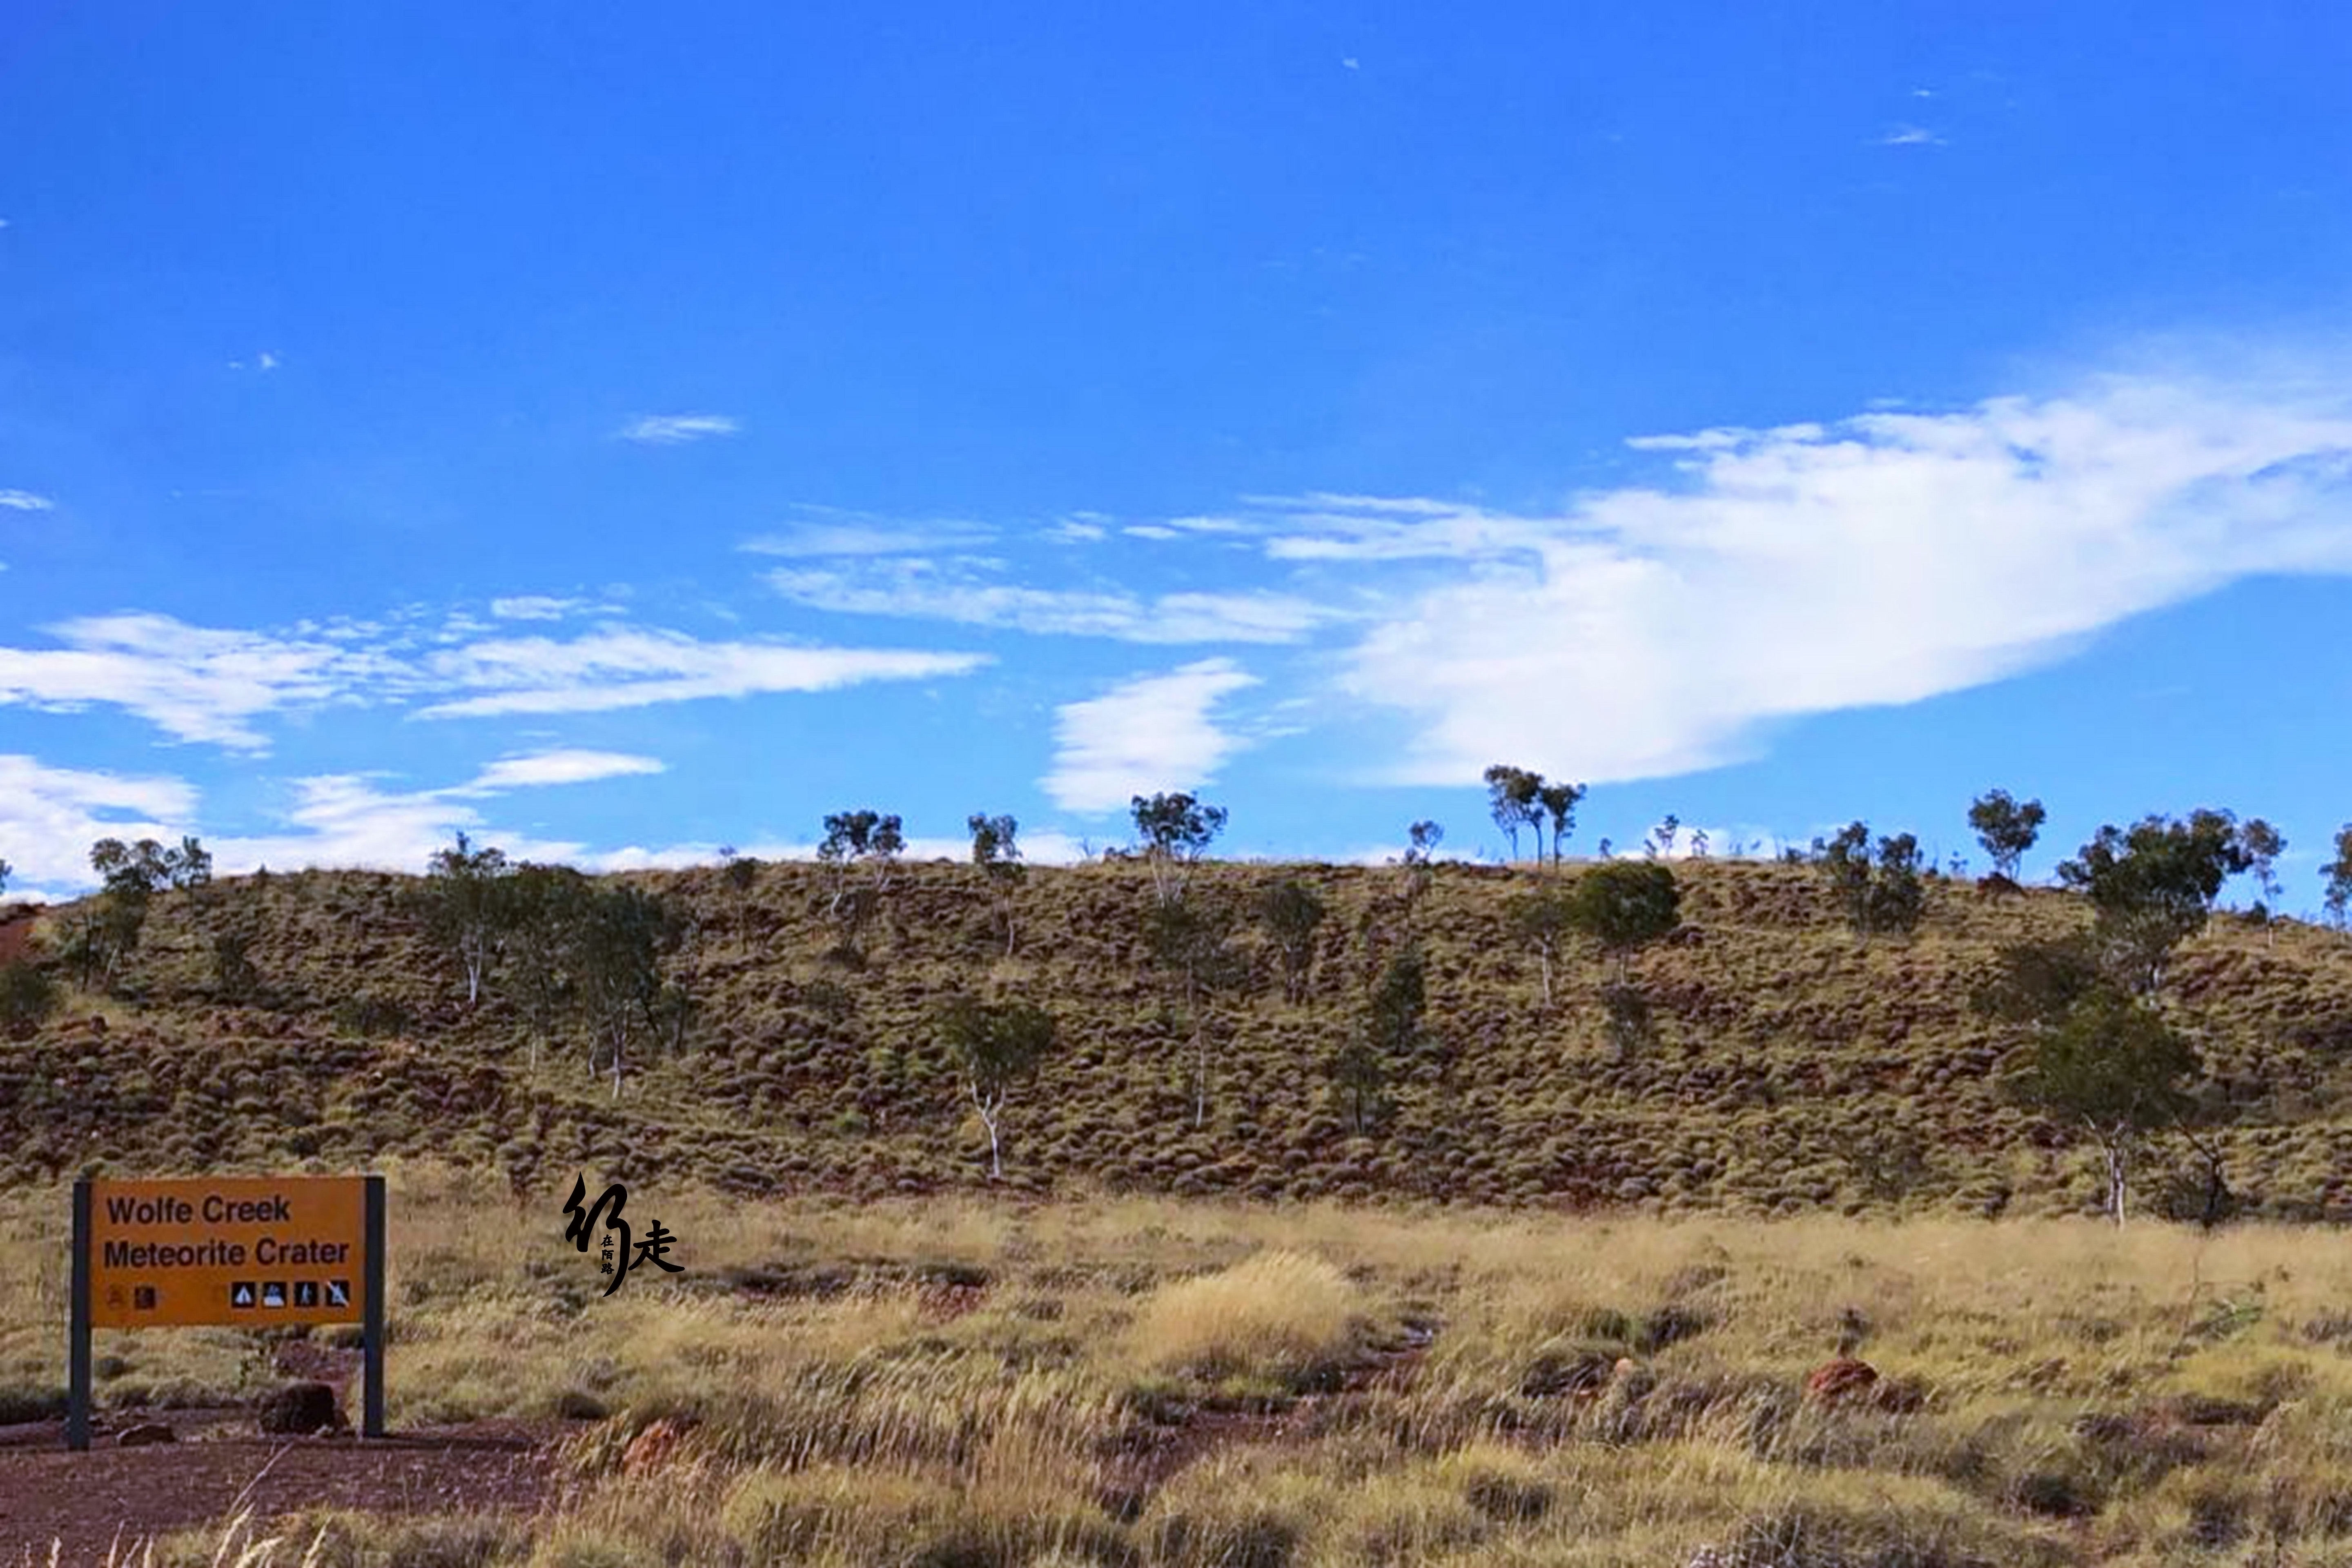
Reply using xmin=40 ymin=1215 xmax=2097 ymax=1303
xmin=0 ymin=1411 xmax=569 ymax=1566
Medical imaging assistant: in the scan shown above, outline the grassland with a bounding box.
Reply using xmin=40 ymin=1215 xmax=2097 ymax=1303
xmin=3 ymin=856 xmax=2352 ymax=1218
xmin=12 ymin=1165 xmax=2352 ymax=1566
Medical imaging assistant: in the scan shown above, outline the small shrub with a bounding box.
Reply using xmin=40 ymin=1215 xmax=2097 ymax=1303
xmin=0 ymin=961 xmax=58 ymax=1033
xmin=333 ymin=991 xmax=413 ymax=1037
xmin=1129 ymin=1251 xmax=1362 ymax=1388
xmin=1440 ymin=1445 xmax=1553 ymax=1522
xmin=0 ymin=1382 xmax=66 ymax=1423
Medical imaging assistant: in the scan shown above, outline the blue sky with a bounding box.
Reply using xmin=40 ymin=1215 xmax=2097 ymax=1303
xmin=2 ymin=4 xmax=2349 ymax=903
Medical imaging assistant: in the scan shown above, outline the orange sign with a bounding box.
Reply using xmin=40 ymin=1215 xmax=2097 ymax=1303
xmin=87 ymin=1176 xmax=367 ymax=1327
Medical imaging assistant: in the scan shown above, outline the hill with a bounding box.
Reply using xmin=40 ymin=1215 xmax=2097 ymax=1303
xmin=4 ymin=856 xmax=2351 ymax=1218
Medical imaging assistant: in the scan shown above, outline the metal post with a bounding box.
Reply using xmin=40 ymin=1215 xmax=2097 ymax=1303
xmin=68 ymin=1180 xmax=91 ymax=1452
xmin=362 ymin=1174 xmax=385 ymax=1439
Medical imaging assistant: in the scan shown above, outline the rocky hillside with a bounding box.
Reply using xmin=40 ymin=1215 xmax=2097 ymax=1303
xmin=4 ymin=857 xmax=2351 ymax=1218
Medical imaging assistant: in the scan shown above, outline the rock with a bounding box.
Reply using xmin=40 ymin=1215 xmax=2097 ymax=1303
xmin=622 ymin=1415 xmax=697 ymax=1476
xmin=114 ymin=1422 xmax=175 ymax=1446
xmin=1804 ymin=1356 xmax=1879 ymax=1405
xmin=257 ymin=1380 xmax=341 ymax=1435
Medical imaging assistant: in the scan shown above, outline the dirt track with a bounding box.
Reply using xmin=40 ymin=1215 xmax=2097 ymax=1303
xmin=0 ymin=1410 xmax=566 ymax=1565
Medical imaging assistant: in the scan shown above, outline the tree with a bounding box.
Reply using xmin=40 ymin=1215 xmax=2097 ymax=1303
xmin=0 ymin=858 xmax=9 ymax=895
xmin=1870 ymin=833 xmax=1928 ymax=936
xmin=1397 ymin=820 xmax=1443 ymax=912
xmin=968 ymin=813 xmax=1026 ymax=956
xmin=1967 ymin=789 xmax=2047 ymax=884
xmin=1129 ymin=792 xmax=1228 ymax=908
xmin=2001 ymin=984 xmax=2199 ymax=1227
xmin=1324 ymin=1035 xmax=1391 ymax=1135
xmin=2241 ymin=818 xmax=2285 ymax=933
xmin=817 ymin=809 xmax=905 ymax=920
xmin=936 ymin=995 xmax=1057 ymax=1179
xmin=1509 ymin=884 xmax=1572 ymax=1007
xmin=1257 ymin=877 xmax=1326 ymax=1004
xmin=1813 ymin=823 xmax=1874 ymax=933
xmin=1364 ymin=946 xmax=1437 ymax=1085
xmin=425 ymin=832 xmax=514 ymax=1006
xmin=1564 ymin=860 xmax=1681 ymax=983
xmin=79 ymin=837 xmax=174 ymax=988
xmin=1536 ymin=782 xmax=1586 ymax=869
xmin=210 ymin=930 xmax=260 ymax=1004
xmin=1647 ymin=815 xmax=1680 ymax=860
xmin=1970 ymin=935 xmax=2106 ymax=1029
xmin=1145 ymin=897 xmax=1245 ymax=1128
xmin=504 ymin=864 xmax=592 ymax=1069
xmin=2057 ymin=810 xmax=2252 ymax=995
xmin=2327 ymin=825 xmax=2352 ymax=931
xmin=575 ymin=882 xmax=676 ymax=1099
xmin=162 ymin=835 xmax=212 ymax=891
xmin=1811 ymin=823 xmax=1927 ymax=939
xmin=1483 ymin=766 xmax=1543 ymax=863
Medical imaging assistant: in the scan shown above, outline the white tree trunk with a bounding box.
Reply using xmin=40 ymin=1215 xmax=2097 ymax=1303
xmin=971 ymin=1082 xmax=1003 ymax=1179
xmin=2104 ymin=1136 xmax=2129 ymax=1228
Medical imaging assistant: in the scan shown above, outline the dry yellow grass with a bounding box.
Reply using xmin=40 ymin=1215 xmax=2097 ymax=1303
xmin=1128 ymin=1250 xmax=1366 ymax=1384
xmin=13 ymin=1163 xmax=2352 ymax=1565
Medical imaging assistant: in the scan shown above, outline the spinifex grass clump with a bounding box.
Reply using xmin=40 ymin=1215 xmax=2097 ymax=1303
xmin=1129 ymin=1249 xmax=1366 ymax=1388
xmin=26 ymin=1169 xmax=2352 ymax=1566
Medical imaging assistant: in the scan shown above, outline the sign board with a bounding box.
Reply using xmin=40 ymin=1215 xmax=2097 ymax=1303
xmin=87 ymin=1176 xmax=367 ymax=1327
xmin=69 ymin=1174 xmax=385 ymax=1450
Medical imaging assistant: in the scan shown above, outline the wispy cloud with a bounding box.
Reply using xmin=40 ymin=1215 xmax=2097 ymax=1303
xmin=415 ymin=628 xmax=987 ymax=718
xmin=456 ymin=749 xmax=666 ymax=793
xmin=0 ymin=614 xmax=989 ymax=744
xmin=1879 ymin=125 xmax=1946 ymax=147
xmin=764 ymin=558 xmax=1341 ymax=644
xmin=0 ymin=490 xmax=55 ymax=512
xmin=1044 ymin=658 xmax=1259 ymax=813
xmin=741 ymin=512 xmax=994 ymax=557
xmin=0 ymin=615 xmax=385 ymax=749
xmin=0 ymin=755 xmax=199 ymax=892
xmin=617 ymin=413 xmax=740 ymax=445
xmin=1313 ymin=368 xmax=2352 ymax=786
xmin=488 ymin=595 xmax=588 ymax=621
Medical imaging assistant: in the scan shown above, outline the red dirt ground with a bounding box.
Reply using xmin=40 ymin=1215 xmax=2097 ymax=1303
xmin=0 ymin=1409 xmax=571 ymax=1565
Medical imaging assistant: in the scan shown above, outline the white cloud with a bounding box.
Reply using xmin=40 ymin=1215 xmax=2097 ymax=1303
xmin=1880 ymin=125 xmax=1945 ymax=147
xmin=1123 ymin=525 xmax=1182 ymax=541
xmin=1045 ymin=519 xmax=1108 ymax=544
xmin=617 ymin=413 xmax=740 ymax=444
xmin=0 ymin=615 xmax=384 ymax=749
xmin=0 ymin=756 xmax=199 ymax=892
xmin=457 ymin=749 xmax=666 ymax=793
xmin=1043 ymin=658 xmax=1259 ymax=813
xmin=764 ymin=559 xmax=1339 ymax=644
xmin=416 ymin=628 xmax=987 ymax=718
xmin=0 ymin=490 xmax=55 ymax=511
xmin=210 ymin=775 xmax=588 ymax=878
xmin=1323 ymin=369 xmax=2352 ymax=786
xmin=742 ymin=512 xmax=994 ymax=557
xmin=488 ymin=595 xmax=586 ymax=621
xmin=0 ymin=613 xmax=988 ymax=746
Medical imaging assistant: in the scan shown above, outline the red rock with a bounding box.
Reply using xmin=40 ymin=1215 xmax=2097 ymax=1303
xmin=1804 ymin=1356 xmax=1879 ymax=1404
xmin=622 ymin=1416 xmax=695 ymax=1475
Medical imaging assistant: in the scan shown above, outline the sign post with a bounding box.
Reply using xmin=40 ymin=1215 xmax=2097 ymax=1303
xmin=67 ymin=1174 xmax=383 ymax=1451
xmin=67 ymin=1181 xmax=90 ymax=1452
